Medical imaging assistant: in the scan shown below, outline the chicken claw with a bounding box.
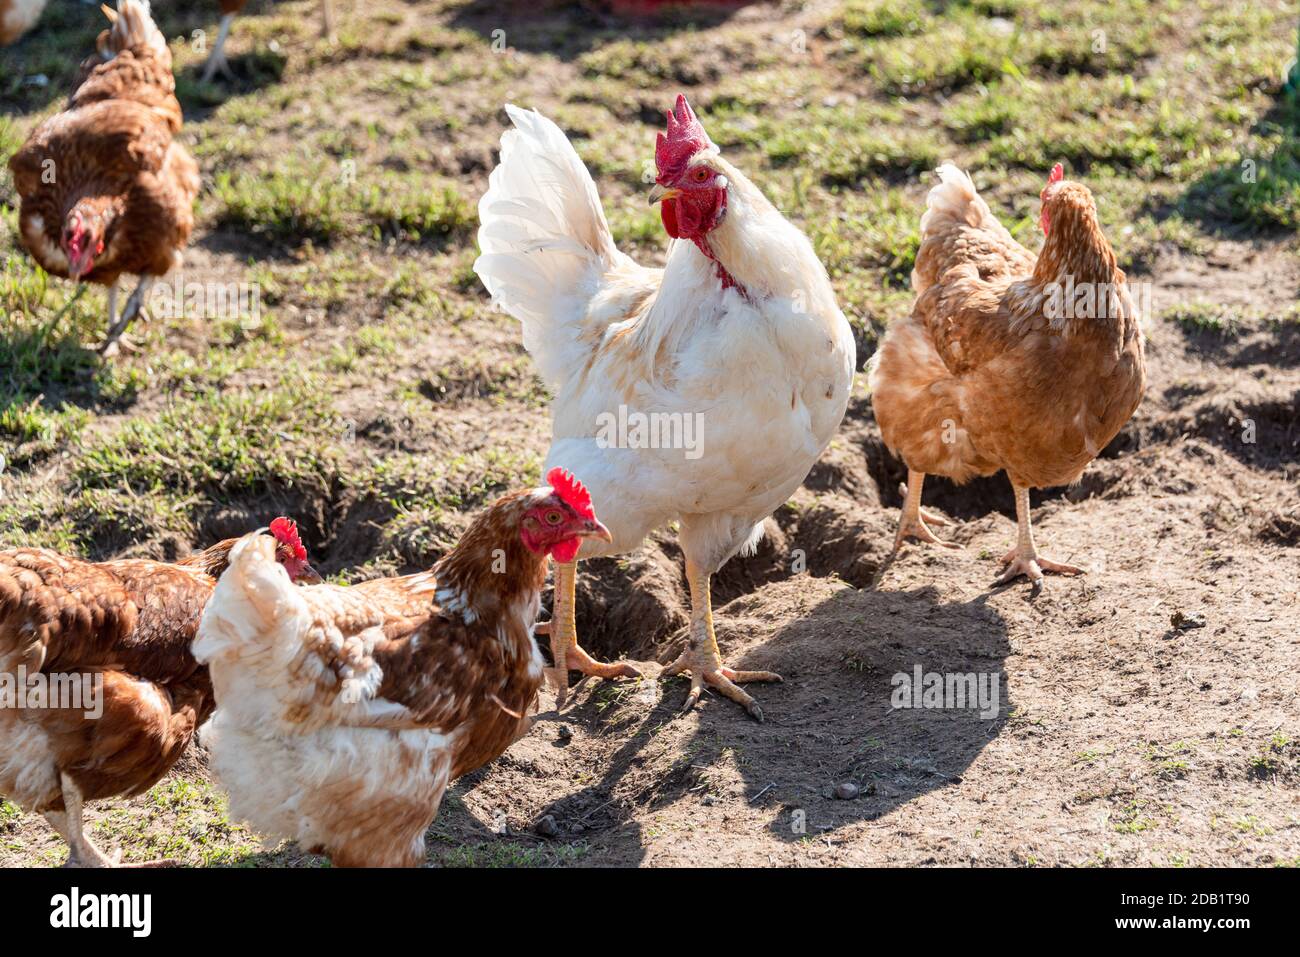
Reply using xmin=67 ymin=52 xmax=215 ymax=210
xmin=548 ymin=562 xmax=640 ymax=709
xmin=893 ymin=470 xmax=962 ymax=551
xmin=664 ymin=559 xmax=781 ymax=721
xmin=663 ymin=644 xmax=781 ymax=722
xmin=996 ymin=548 xmax=1085 ymax=589
xmin=995 ymin=483 xmax=1085 ymax=589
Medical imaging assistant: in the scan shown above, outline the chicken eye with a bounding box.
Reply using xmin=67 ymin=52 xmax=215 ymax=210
xmin=691 ymin=167 xmax=711 ymax=183
xmin=545 ymin=510 xmax=564 ymax=525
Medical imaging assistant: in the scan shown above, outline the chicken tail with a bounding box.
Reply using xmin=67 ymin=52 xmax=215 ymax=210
xmin=911 ymin=163 xmax=1006 ymax=293
xmin=100 ymin=0 xmax=167 ymax=60
xmin=474 ymin=105 xmax=624 ymax=390
xmin=192 ymin=531 xmax=304 ymax=670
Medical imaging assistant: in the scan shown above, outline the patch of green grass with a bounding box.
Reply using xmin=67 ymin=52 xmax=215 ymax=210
xmin=92 ymin=777 xmax=267 ymax=867
xmin=838 ymin=0 xmax=929 ymax=38
xmin=1146 ymin=741 xmax=1195 ymax=780
xmin=211 ymin=167 xmax=473 ymax=247
xmin=852 ymin=2 xmax=1156 ymax=96
xmin=431 ymin=838 xmax=589 ymax=868
xmin=578 ymin=34 xmax=775 ymax=87
xmin=0 ymin=799 xmax=22 ymax=834
xmin=75 ymin=382 xmax=343 ymax=496
xmin=1248 ymin=732 xmax=1295 ymax=779
xmin=1230 ymin=815 xmax=1273 ymax=836
xmin=359 ymin=179 xmax=474 ymax=244
xmin=1164 ymin=302 xmax=1241 ymax=337
xmin=1185 ymin=111 xmax=1300 ymax=230
xmin=1112 ymin=800 xmax=1158 ymax=834
xmin=211 ymin=170 xmax=350 ymax=244
xmin=806 ymin=186 xmax=922 ymax=288
xmin=0 ymin=249 xmax=111 ymax=403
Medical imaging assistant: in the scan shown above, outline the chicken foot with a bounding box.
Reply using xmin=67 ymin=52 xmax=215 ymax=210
xmin=662 ymin=559 xmax=781 ymax=722
xmin=545 ymin=560 xmax=640 ymax=710
xmin=996 ymin=483 xmax=1085 ymax=589
xmin=893 ymin=470 xmax=962 ymax=550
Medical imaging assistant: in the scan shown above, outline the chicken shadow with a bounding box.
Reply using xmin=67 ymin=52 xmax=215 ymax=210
xmin=446 ymin=0 xmax=759 ymax=61
xmin=529 ymin=583 xmax=1010 ymax=862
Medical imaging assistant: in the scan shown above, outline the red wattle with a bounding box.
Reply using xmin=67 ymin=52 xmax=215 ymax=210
xmin=661 ymin=198 xmax=680 ymax=238
xmin=549 ymin=537 xmax=581 ymax=564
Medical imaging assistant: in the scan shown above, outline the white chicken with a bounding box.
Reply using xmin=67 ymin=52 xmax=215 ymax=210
xmin=475 ymin=95 xmax=855 ymax=720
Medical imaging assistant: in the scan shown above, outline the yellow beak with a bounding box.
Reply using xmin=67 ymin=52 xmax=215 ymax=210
xmin=580 ymin=519 xmax=614 ymax=543
xmin=648 ymin=185 xmax=681 ymax=205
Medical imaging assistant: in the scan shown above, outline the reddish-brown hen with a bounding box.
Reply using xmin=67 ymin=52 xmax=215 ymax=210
xmin=868 ymin=163 xmax=1146 ymax=587
xmin=194 ymin=469 xmax=612 ymax=867
xmin=7 ymin=0 xmax=199 ymax=354
xmin=0 ymin=519 xmax=319 ymax=867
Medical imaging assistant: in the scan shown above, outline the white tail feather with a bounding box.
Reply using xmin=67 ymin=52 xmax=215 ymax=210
xmin=105 ymin=0 xmax=166 ymax=58
xmin=474 ymin=105 xmax=626 ymax=390
xmin=918 ymin=163 xmax=997 ymax=240
xmin=192 ymin=532 xmax=302 ymax=670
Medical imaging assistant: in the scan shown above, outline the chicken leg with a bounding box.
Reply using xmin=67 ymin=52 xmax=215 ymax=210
xmin=546 ymin=560 xmax=639 ymax=709
xmin=893 ymin=469 xmax=961 ymax=550
xmin=200 ymin=13 xmax=236 ymax=84
xmin=45 ymin=774 xmax=116 ymax=868
xmin=99 ymin=275 xmax=154 ymax=356
xmin=997 ymin=483 xmax=1085 ymax=588
xmin=662 ymin=559 xmax=781 ymax=722
xmin=45 ymin=773 xmax=179 ymax=868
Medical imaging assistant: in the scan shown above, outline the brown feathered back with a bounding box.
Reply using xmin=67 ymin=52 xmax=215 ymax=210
xmin=0 ymin=545 xmax=221 ymax=810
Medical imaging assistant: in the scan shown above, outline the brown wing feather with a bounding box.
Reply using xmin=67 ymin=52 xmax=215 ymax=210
xmin=0 ymin=550 xmax=216 ymax=809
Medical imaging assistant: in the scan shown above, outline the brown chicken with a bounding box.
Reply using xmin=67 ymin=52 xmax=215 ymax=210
xmin=201 ymin=0 xmax=333 ymax=83
xmin=868 ymin=163 xmax=1146 ymax=587
xmin=0 ymin=0 xmax=46 ymax=45
xmin=193 ymin=469 xmax=611 ymax=867
xmin=0 ymin=519 xmax=320 ymax=867
xmin=7 ymin=0 xmax=199 ymax=354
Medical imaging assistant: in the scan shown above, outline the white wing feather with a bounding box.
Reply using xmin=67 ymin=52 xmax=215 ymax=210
xmin=474 ymin=105 xmax=634 ymax=390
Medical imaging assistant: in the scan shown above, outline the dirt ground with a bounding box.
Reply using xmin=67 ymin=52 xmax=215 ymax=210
xmin=436 ymin=239 xmax=1300 ymax=867
xmin=1 ymin=0 xmax=1298 ymax=866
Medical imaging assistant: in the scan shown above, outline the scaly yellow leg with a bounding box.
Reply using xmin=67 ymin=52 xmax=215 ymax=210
xmin=996 ymin=483 xmax=1085 ymax=588
xmin=893 ymin=469 xmax=961 ymax=551
xmin=662 ymin=559 xmax=781 ymax=721
xmin=546 ymin=560 xmax=640 ymax=709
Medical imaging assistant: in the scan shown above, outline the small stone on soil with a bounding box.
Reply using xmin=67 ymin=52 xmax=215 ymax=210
xmin=534 ymin=814 xmax=560 ymax=838
xmin=1170 ymin=611 xmax=1207 ymax=631
xmin=833 ymin=782 xmax=860 ymax=800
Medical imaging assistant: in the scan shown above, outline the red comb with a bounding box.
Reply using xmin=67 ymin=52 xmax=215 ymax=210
xmin=546 ymin=467 xmax=595 ymax=521
xmin=269 ymin=517 xmax=307 ymax=561
xmin=655 ymin=94 xmax=714 ymax=182
xmin=1048 ymin=163 xmax=1064 ymax=185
